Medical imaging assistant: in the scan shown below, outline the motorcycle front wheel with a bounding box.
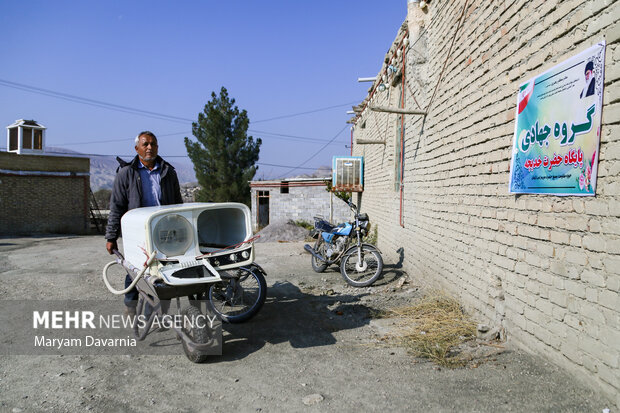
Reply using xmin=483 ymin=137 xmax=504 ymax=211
xmin=207 ymin=265 xmax=267 ymax=323
xmin=311 ymin=236 xmax=329 ymax=273
xmin=340 ymin=245 xmax=383 ymax=287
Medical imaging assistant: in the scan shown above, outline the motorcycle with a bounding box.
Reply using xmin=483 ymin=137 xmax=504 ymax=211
xmin=304 ymin=199 xmax=383 ymax=287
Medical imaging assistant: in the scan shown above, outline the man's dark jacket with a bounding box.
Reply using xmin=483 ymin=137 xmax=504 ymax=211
xmin=105 ymin=155 xmax=183 ymax=241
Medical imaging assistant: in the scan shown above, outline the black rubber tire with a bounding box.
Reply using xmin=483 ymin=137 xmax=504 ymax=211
xmin=311 ymin=236 xmax=328 ymax=273
xmin=180 ymin=305 xmax=211 ymax=363
xmin=340 ymin=245 xmax=384 ymax=287
xmin=207 ymin=265 xmax=267 ymax=323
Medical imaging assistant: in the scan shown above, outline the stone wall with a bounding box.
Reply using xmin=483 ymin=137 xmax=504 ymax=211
xmin=352 ymin=0 xmax=619 ymax=406
xmin=250 ymin=180 xmax=352 ymax=232
xmin=0 ymin=152 xmax=90 ymax=234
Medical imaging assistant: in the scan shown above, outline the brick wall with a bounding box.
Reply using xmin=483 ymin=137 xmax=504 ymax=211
xmin=0 ymin=152 xmax=90 ymax=234
xmin=353 ymin=0 xmax=619 ymax=406
xmin=250 ymin=180 xmax=352 ymax=232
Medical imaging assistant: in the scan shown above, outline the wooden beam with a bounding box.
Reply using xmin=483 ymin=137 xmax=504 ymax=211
xmin=356 ymin=139 xmax=386 ymax=145
xmin=369 ymin=105 xmax=427 ymax=115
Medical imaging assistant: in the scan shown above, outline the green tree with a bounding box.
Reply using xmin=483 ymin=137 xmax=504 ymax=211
xmin=184 ymin=87 xmax=261 ymax=205
xmin=324 ymin=179 xmax=351 ymax=203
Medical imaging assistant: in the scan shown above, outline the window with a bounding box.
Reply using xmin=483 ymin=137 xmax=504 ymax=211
xmin=22 ymin=128 xmax=32 ymax=149
xmin=34 ymin=129 xmax=43 ymax=149
xmin=257 ymin=191 xmax=270 ymax=229
xmin=280 ymin=182 xmax=289 ymax=194
xmin=9 ymin=128 xmax=18 ymax=151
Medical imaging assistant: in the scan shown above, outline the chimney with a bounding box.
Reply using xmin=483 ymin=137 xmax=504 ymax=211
xmin=6 ymin=119 xmax=46 ymax=155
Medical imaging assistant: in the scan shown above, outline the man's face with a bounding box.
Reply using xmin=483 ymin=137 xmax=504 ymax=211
xmin=135 ymin=134 xmax=158 ymax=162
xmin=585 ymin=69 xmax=593 ymax=82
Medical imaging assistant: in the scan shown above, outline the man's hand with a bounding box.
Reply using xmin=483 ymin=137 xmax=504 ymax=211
xmin=106 ymin=240 xmax=118 ymax=255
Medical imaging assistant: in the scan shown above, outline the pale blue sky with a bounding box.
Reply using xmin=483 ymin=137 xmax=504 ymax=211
xmin=1 ymin=1 xmax=407 ymax=179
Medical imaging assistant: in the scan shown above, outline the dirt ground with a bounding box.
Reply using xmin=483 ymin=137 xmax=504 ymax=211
xmin=0 ymin=235 xmax=612 ymax=412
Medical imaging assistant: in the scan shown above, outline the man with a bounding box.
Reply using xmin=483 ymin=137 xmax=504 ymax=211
xmin=105 ymin=131 xmax=183 ymax=314
xmin=580 ymin=61 xmax=595 ymax=99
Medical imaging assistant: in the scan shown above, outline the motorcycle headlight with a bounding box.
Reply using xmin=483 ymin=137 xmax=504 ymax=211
xmin=153 ymin=214 xmax=193 ymax=257
xmin=361 ymin=221 xmax=370 ymax=236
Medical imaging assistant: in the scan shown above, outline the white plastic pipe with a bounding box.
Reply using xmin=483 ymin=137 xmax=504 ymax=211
xmin=102 ymin=251 xmax=158 ymax=295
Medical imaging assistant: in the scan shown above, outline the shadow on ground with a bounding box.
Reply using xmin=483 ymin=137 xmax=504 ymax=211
xmin=209 ymin=281 xmax=377 ymax=361
xmin=146 ymin=246 xmax=409 ymax=360
xmin=374 ymin=246 xmax=407 ymax=286
xmin=302 ymin=246 xmax=408 ymax=288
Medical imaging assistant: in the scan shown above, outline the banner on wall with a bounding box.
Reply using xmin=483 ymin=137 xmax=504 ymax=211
xmin=509 ymin=41 xmax=605 ymax=196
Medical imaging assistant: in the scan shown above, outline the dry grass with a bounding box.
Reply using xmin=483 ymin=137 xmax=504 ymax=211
xmin=292 ymin=219 xmax=314 ymax=231
xmin=385 ymin=291 xmax=477 ymax=367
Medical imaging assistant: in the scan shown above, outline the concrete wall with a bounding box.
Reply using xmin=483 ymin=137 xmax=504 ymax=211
xmin=250 ymin=181 xmax=352 ymax=232
xmin=0 ymin=152 xmax=90 ymax=234
xmin=352 ymin=0 xmax=619 ymax=406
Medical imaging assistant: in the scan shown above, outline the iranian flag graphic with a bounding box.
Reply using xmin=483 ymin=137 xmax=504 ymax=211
xmin=517 ymin=80 xmax=535 ymax=114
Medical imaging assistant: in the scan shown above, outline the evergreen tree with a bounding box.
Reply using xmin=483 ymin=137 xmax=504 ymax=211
xmin=184 ymin=87 xmax=261 ymax=205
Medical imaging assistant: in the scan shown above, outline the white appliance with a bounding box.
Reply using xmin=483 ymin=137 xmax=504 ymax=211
xmin=120 ymin=202 xmax=254 ymax=286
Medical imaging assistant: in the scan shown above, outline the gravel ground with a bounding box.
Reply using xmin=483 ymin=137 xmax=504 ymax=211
xmin=254 ymin=221 xmax=310 ymax=243
xmin=0 ymin=235 xmax=612 ymax=412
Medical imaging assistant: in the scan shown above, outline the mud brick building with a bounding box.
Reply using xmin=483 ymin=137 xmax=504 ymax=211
xmin=351 ymin=1 xmax=619 ymax=406
xmin=250 ymin=178 xmax=351 ymax=231
xmin=1 ymin=120 xmax=90 ymax=234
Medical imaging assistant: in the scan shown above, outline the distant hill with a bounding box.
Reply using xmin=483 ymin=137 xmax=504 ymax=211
xmin=15 ymin=147 xmax=330 ymax=189
xmin=290 ymin=165 xmax=332 ymax=179
xmin=253 ymin=165 xmax=332 ymax=181
xmin=45 ymin=147 xmax=197 ymax=190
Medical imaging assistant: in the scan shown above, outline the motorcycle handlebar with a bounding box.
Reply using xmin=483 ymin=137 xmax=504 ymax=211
xmin=345 ymin=198 xmax=357 ymax=211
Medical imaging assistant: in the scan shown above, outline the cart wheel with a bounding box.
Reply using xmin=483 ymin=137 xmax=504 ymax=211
xmin=180 ymin=306 xmax=211 ymax=363
xmin=207 ymin=264 xmax=267 ymax=323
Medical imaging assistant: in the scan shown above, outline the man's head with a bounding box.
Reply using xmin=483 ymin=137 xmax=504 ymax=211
xmin=135 ymin=131 xmax=158 ymax=167
xmin=584 ymin=61 xmax=594 ymax=82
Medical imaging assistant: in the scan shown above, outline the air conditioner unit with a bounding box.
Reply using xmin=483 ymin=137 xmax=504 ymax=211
xmin=332 ymin=156 xmax=363 ymax=192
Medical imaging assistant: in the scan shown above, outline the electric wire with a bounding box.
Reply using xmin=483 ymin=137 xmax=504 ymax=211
xmin=277 ymin=124 xmax=348 ymax=178
xmin=0 ymin=78 xmax=192 ymax=124
xmin=406 ymin=0 xmax=452 ymax=51
xmin=56 ymin=129 xmax=339 ymax=146
xmin=56 ymin=129 xmax=344 ymax=147
xmin=351 ymin=0 xmax=461 ymax=126
xmin=16 ymin=148 xmax=322 ymax=171
xmin=55 ymin=131 xmax=191 ymax=146
xmin=251 ymin=101 xmax=359 ymax=123
xmin=424 ymin=0 xmax=469 ymax=113
xmin=0 ymin=77 xmax=357 ymax=125
xmin=1 ymin=80 xmax=352 ymax=174
xmin=248 ymin=129 xmax=341 ymax=144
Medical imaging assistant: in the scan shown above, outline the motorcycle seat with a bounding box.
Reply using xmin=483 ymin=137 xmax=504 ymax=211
xmin=314 ymin=218 xmax=335 ymax=232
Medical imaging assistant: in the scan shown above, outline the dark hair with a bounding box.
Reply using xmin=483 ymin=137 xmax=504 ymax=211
xmin=135 ymin=131 xmax=157 ymax=145
xmin=584 ymin=61 xmax=594 ymax=74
